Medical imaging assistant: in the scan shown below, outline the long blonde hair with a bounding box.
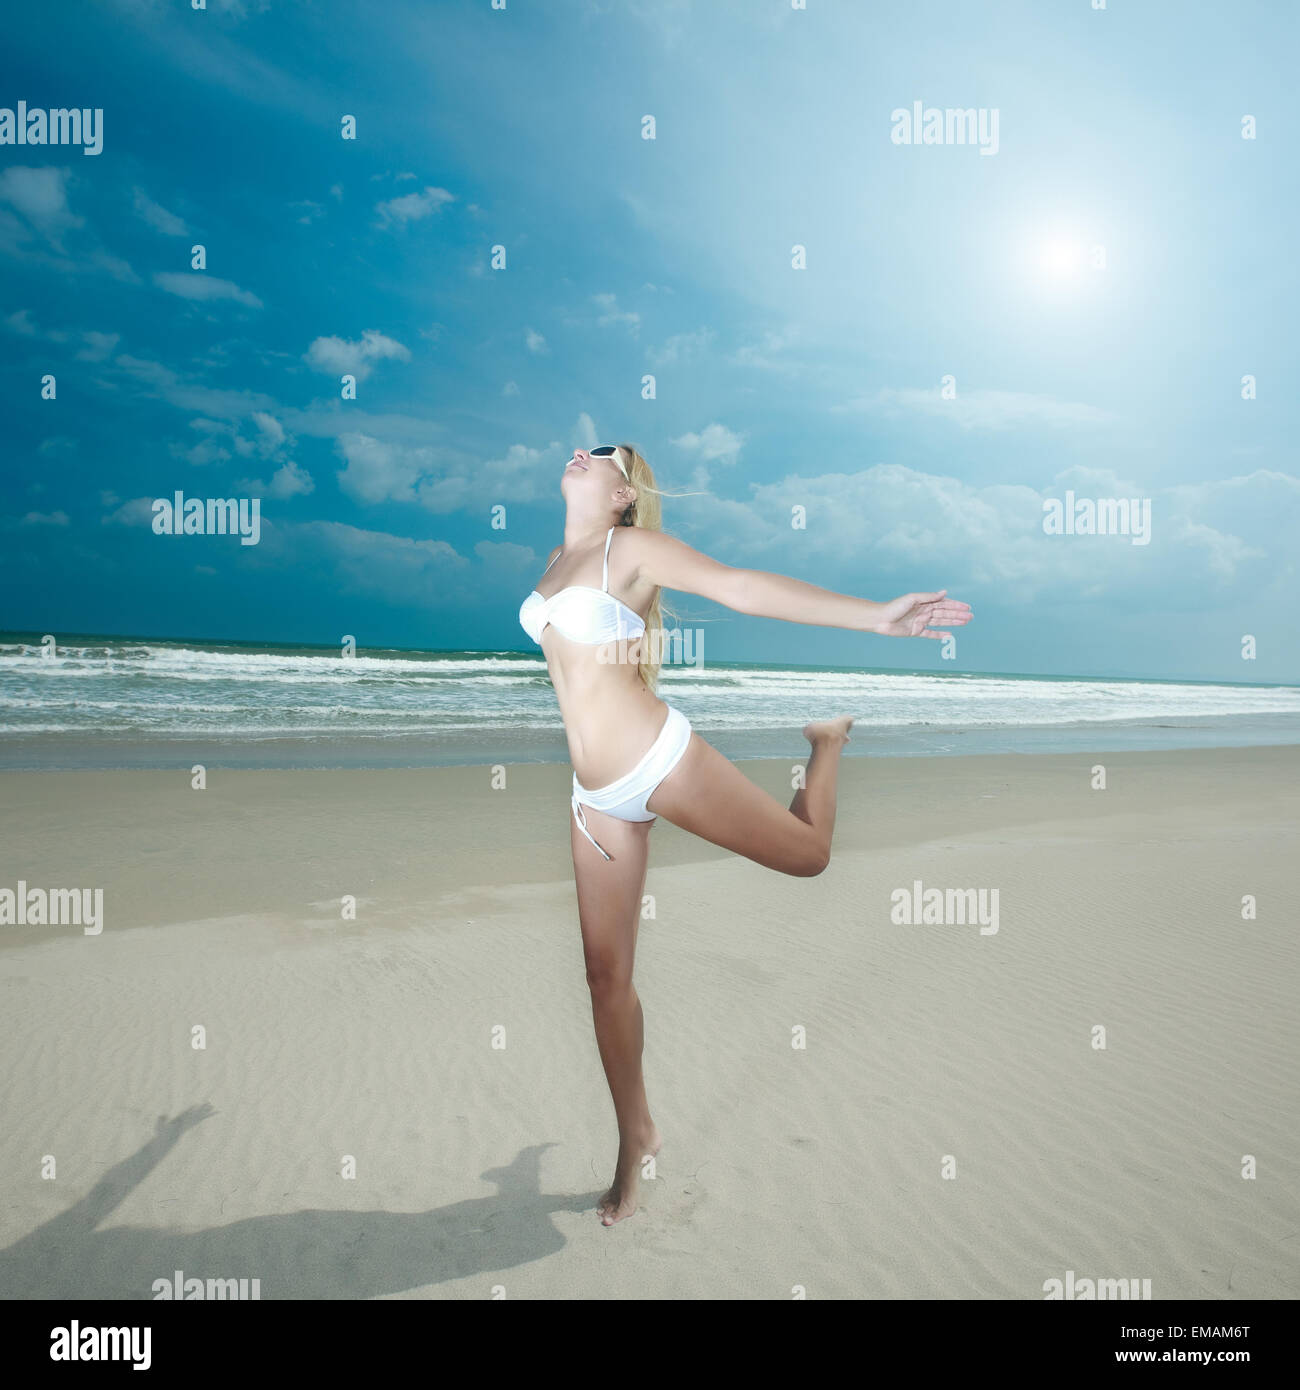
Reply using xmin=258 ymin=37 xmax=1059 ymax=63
xmin=615 ymin=443 xmax=688 ymax=692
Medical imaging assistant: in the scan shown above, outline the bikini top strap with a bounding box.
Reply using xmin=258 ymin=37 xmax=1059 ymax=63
xmin=601 ymin=527 xmax=615 ymax=592
xmin=541 ymin=547 xmax=562 ymax=575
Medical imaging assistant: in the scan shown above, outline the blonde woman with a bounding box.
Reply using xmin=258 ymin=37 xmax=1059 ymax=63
xmin=519 ymin=443 xmax=972 ymax=1225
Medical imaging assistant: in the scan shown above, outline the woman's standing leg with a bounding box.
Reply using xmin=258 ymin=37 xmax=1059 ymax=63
xmin=570 ymin=807 xmax=662 ymax=1226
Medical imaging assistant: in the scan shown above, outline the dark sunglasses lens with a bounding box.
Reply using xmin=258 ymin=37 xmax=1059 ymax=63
xmin=590 ymin=446 xmax=616 ymax=456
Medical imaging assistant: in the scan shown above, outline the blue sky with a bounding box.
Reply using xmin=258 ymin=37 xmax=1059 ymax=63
xmin=2 ymin=0 xmax=1297 ymax=682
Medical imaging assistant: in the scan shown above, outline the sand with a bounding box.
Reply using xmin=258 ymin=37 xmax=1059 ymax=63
xmin=1 ymin=746 xmax=1297 ymax=1299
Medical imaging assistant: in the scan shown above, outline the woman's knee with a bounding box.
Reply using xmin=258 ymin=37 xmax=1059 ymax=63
xmin=786 ymin=839 xmax=830 ymax=877
xmin=584 ymin=953 xmax=635 ymax=997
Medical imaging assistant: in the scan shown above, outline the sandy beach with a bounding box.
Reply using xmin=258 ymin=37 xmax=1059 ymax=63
xmin=1 ymin=745 xmax=1297 ymax=1300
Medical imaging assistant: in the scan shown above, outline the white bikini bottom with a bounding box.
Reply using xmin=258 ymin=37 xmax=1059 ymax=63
xmin=571 ymin=705 xmax=693 ymax=861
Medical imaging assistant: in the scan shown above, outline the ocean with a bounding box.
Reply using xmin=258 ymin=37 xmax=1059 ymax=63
xmin=2 ymin=632 xmax=1299 ymax=770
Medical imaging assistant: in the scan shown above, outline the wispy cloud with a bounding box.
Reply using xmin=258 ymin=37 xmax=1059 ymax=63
xmin=592 ymin=292 xmax=640 ymax=334
xmin=839 ymin=387 xmax=1114 ymax=430
xmin=132 ymin=188 xmax=188 ymax=236
xmin=76 ymin=331 xmax=120 ymax=361
xmin=4 ymin=315 xmax=116 ymax=361
xmin=4 ymin=309 xmax=39 ymax=336
xmin=114 ymin=354 xmax=278 ymax=418
xmin=4 ymin=308 xmax=67 ymax=341
xmin=289 ymin=199 xmax=325 ymax=225
xmin=647 ymin=327 xmax=713 ymax=367
xmin=729 ymin=327 xmax=802 ymax=372
xmin=152 ymin=272 xmax=263 ymax=308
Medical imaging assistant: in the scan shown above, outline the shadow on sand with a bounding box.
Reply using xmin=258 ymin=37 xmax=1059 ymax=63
xmin=1 ymin=1105 xmax=599 ymax=1299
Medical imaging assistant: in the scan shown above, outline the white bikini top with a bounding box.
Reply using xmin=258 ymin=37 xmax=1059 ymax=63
xmin=519 ymin=526 xmax=647 ymax=646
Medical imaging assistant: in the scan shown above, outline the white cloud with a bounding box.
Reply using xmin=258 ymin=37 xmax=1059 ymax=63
xmin=1165 ymin=516 xmax=1261 ymax=580
xmin=251 ymin=411 xmax=286 ymax=456
xmin=374 ymin=185 xmax=454 ymax=228
xmin=336 ymin=432 xmax=432 ymax=504
xmin=575 ymin=411 xmax=600 ymax=448
xmin=102 ymin=496 xmax=157 ymax=527
xmin=236 ymin=459 xmax=315 ymax=499
xmin=258 ymin=519 xmax=468 ymax=603
xmin=304 ymin=329 xmax=410 ymax=381
xmin=672 ymin=423 xmax=744 ymax=465
xmin=176 ymin=437 xmax=231 ymax=467
xmin=681 ymin=462 xmax=1282 ymax=607
xmin=0 ymin=166 xmax=82 ymax=245
xmin=333 ymin=415 xmax=595 ymax=516
xmin=524 ymin=327 xmax=548 ymax=355
xmin=267 ymin=460 xmax=314 ymax=498
xmin=0 ymin=166 xmax=137 ymax=281
xmin=474 ymin=539 xmax=538 ymax=573
xmin=175 ymin=411 xmax=296 ymax=471
xmin=20 ymin=510 xmax=69 ymax=526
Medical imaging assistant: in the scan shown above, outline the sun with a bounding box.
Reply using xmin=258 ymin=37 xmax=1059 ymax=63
xmin=1040 ymin=239 xmax=1082 ymax=276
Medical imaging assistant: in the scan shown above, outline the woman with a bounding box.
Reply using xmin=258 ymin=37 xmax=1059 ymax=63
xmin=519 ymin=443 xmax=972 ymax=1225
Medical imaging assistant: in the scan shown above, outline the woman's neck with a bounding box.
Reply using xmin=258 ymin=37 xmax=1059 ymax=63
xmin=562 ymin=514 xmax=618 ymax=550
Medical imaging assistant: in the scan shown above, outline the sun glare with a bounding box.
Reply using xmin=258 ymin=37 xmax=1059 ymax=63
xmin=1040 ymin=239 xmax=1082 ymax=276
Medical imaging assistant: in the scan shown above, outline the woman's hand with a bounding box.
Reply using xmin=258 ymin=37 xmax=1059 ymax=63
xmin=871 ymin=590 xmax=972 ymax=639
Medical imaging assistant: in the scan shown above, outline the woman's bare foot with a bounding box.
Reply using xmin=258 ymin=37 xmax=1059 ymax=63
xmin=803 ymin=715 xmax=855 ymax=745
xmin=597 ymin=1123 xmax=662 ymax=1227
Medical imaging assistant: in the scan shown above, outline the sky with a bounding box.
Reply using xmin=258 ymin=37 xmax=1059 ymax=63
xmin=1 ymin=0 xmax=1297 ymax=683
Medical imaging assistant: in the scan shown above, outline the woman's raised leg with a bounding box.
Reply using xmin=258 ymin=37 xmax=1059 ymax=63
xmin=646 ymin=717 xmax=854 ymax=875
xmin=570 ymin=806 xmax=663 ymax=1226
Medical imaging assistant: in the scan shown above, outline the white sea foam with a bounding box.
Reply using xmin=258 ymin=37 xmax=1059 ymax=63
xmin=2 ymin=636 xmax=1297 ymax=758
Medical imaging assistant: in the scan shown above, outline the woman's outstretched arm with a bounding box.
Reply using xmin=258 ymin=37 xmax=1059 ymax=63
xmin=630 ymin=529 xmax=972 ymax=639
